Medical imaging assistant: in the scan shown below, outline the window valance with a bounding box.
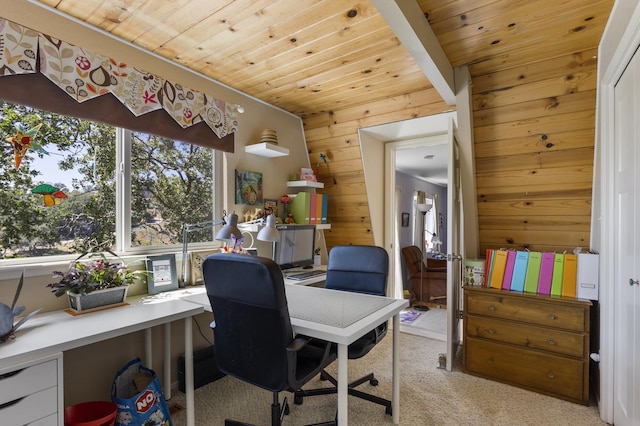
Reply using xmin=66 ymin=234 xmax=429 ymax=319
xmin=0 ymin=18 xmax=236 ymax=152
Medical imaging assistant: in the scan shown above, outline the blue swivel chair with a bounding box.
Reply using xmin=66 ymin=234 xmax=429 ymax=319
xmin=202 ymin=253 xmax=337 ymax=426
xmin=294 ymin=245 xmax=392 ymax=416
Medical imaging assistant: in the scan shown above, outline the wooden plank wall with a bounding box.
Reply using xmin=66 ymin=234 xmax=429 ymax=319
xmin=303 ymin=47 xmax=597 ymax=255
xmin=472 ymin=48 xmax=596 ymax=254
xmin=303 ymin=87 xmax=451 ymax=251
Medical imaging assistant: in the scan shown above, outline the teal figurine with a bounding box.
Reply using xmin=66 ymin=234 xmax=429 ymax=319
xmin=0 ymin=272 xmax=41 ymax=342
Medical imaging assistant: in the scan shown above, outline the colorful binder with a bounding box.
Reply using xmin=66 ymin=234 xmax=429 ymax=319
xmin=288 ymin=192 xmax=311 ymax=224
xmin=502 ymin=250 xmax=516 ymax=290
xmin=562 ymin=253 xmax=578 ymax=298
xmin=523 ymin=251 xmax=542 ymax=293
xmin=484 ymin=249 xmax=494 ymax=287
xmin=320 ymin=194 xmax=328 ymax=224
xmin=315 ymin=194 xmax=323 ymax=225
xmin=489 ymin=249 xmax=508 ymax=289
xmin=551 ymin=253 xmax=565 ymax=297
xmin=309 ymin=193 xmax=317 ymax=224
xmin=537 ymin=252 xmax=555 ymax=295
xmin=510 ymin=251 xmax=529 ymax=292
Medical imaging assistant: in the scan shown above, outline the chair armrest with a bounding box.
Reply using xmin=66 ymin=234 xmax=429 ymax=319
xmin=287 ymin=335 xmax=313 ymax=353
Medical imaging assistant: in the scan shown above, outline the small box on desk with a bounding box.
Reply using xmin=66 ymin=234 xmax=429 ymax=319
xmin=178 ymin=346 xmax=225 ymax=393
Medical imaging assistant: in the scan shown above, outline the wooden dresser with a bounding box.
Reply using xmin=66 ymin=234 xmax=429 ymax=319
xmin=463 ymin=286 xmax=592 ymax=405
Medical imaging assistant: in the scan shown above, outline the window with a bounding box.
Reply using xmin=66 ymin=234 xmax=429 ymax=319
xmin=0 ymin=102 xmax=221 ymax=261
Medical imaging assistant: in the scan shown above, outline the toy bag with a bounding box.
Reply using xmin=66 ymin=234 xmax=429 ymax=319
xmin=111 ymin=357 xmax=172 ymax=426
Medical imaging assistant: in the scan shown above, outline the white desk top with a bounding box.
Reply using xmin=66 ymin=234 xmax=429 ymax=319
xmin=181 ymin=285 xmax=407 ymax=345
xmin=0 ymin=297 xmax=203 ymax=369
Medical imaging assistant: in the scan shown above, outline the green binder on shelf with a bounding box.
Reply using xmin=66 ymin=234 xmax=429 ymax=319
xmin=523 ymin=251 xmax=542 ymax=293
xmin=289 ymin=192 xmax=311 ymax=224
xmin=551 ymin=253 xmax=565 ymax=297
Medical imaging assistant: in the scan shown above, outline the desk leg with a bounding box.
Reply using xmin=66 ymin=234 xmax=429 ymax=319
xmin=184 ymin=317 xmax=194 ymax=426
xmin=392 ymin=313 xmax=400 ymax=424
xmin=337 ymin=343 xmax=348 ymax=425
xmin=164 ymin=323 xmax=171 ymax=400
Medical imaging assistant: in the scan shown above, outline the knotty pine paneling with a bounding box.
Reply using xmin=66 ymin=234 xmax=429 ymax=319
xmin=303 ymin=88 xmax=450 ymax=251
xmin=473 ymin=48 xmax=596 ymax=252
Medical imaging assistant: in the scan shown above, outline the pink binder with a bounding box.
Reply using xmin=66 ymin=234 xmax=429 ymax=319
xmin=502 ymin=250 xmax=516 ymax=290
xmin=537 ymin=252 xmax=555 ymax=295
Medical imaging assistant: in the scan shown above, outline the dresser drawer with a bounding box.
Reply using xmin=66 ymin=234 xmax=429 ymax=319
xmin=466 ymin=292 xmax=587 ymax=332
xmin=0 ymin=386 xmax=58 ymax=426
xmin=465 ymin=337 xmax=587 ymax=404
xmin=466 ymin=314 xmax=586 ymax=358
xmin=0 ymin=359 xmax=58 ymax=405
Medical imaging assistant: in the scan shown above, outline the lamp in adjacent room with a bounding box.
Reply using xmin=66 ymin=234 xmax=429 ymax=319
xmin=257 ymin=214 xmax=280 ymax=261
xmin=181 ymin=211 xmax=241 ymax=286
xmin=415 ymin=202 xmax=433 ymax=312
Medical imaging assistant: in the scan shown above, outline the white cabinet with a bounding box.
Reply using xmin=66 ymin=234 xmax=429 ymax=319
xmin=0 ymin=353 xmax=63 ymax=426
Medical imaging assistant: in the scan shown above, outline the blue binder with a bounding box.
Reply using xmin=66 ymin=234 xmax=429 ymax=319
xmin=510 ymin=251 xmax=529 ymax=292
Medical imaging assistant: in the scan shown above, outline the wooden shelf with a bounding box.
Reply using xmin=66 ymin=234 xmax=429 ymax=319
xmin=286 ymin=180 xmax=324 ymax=188
xmin=244 ymin=142 xmax=289 ymax=158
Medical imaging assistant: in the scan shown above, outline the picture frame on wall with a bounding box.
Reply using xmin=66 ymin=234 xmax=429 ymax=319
xmin=146 ymin=254 xmax=179 ymax=294
xmin=402 ymin=212 xmax=410 ymax=227
xmin=264 ymin=198 xmax=278 ymax=218
xmin=235 ymin=169 xmax=263 ymax=205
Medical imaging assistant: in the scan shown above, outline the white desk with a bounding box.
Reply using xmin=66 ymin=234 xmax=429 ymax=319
xmin=182 ymin=284 xmax=408 ymax=425
xmin=0 ymin=298 xmax=203 ymax=426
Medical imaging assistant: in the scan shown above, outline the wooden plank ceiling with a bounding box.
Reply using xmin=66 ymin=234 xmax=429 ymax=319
xmin=36 ymin=0 xmax=611 ymax=117
xmin=34 ymin=0 xmax=614 ymax=253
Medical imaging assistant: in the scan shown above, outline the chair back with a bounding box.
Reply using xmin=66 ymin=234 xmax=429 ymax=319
xmin=325 ymin=245 xmax=388 ymax=296
xmin=401 ymin=245 xmax=425 ymax=276
xmin=202 ymin=253 xmax=293 ymax=392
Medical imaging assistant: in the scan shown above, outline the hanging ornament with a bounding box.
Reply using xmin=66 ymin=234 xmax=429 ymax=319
xmin=6 ymin=123 xmax=42 ymax=169
xmin=31 ymin=184 xmax=67 ymax=207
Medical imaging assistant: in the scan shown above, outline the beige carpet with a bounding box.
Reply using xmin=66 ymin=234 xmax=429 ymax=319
xmin=170 ymin=332 xmax=605 ymax=425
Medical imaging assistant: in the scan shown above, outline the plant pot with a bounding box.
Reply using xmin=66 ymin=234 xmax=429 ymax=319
xmin=67 ymin=286 xmax=128 ymax=314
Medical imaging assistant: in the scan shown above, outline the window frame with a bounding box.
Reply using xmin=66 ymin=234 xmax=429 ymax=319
xmin=0 ymin=123 xmax=224 ymax=267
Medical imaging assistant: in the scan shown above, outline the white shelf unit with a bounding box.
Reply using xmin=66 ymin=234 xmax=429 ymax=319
xmin=286 ymin=180 xmax=330 ymax=229
xmin=244 ymin=142 xmax=289 ymax=157
xmin=286 ymin=180 xmax=324 ymax=188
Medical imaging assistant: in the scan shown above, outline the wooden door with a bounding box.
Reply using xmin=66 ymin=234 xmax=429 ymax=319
xmin=446 ymin=118 xmax=462 ymax=371
xmin=613 ymin=45 xmax=640 ymax=426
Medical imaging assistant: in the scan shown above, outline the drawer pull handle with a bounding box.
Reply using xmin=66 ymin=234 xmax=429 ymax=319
xmin=547 ymin=314 xmax=556 ymax=320
xmin=0 ymin=396 xmax=25 ymax=410
xmin=488 ymin=328 xmax=495 ymax=334
xmin=547 ymin=372 xmax=555 ymax=379
xmin=489 ymin=305 xmax=495 ymax=311
xmin=548 ymin=339 xmax=555 ymax=345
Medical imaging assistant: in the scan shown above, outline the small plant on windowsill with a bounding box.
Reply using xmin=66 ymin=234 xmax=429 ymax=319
xmin=47 ymin=252 xmax=145 ymax=313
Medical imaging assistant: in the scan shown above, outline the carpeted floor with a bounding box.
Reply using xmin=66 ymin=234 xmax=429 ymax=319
xmin=399 ymin=307 xmax=447 ymax=341
xmin=170 ymin=332 xmax=605 ymax=425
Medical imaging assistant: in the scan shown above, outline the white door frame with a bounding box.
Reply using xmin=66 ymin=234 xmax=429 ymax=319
xmin=595 ymin=1 xmax=640 ymax=422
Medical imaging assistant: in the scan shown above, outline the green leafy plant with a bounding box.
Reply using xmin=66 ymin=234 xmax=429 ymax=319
xmin=46 ymin=253 xmax=143 ymax=297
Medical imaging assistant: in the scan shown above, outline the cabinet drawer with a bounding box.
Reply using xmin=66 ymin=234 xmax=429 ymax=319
xmin=466 ymin=314 xmax=586 ymax=358
xmin=465 ymin=337 xmax=587 ymax=403
xmin=0 ymin=359 xmax=58 ymax=404
xmin=28 ymin=413 xmax=58 ymax=426
xmin=0 ymin=386 xmax=58 ymax=426
xmin=466 ymin=292 xmax=587 ymax=332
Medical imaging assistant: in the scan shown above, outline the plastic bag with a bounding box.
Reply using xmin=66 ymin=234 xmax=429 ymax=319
xmin=111 ymin=357 xmax=172 ymax=426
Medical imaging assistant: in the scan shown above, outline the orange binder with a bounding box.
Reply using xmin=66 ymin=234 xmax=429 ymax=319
xmin=562 ymin=253 xmax=578 ymax=298
xmin=489 ymin=250 xmax=508 ymax=289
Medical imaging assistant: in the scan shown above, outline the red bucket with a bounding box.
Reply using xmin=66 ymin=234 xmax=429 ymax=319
xmin=64 ymin=401 xmax=118 ymax=426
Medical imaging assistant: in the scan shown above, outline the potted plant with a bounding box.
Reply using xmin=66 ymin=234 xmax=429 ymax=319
xmin=47 ymin=252 xmax=143 ymax=313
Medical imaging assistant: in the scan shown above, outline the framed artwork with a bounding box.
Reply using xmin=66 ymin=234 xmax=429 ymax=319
xmin=264 ymin=198 xmax=278 ymax=218
xmin=235 ymin=169 xmax=263 ymax=205
xmin=146 ymin=254 xmax=179 ymax=294
xmin=401 ymin=212 xmax=410 ymax=227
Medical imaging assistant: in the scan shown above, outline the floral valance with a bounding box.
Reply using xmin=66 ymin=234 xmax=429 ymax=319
xmin=0 ymin=18 xmax=237 ymax=151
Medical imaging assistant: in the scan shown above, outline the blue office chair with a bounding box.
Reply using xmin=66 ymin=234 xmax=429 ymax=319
xmin=294 ymin=245 xmax=392 ymax=415
xmin=202 ymin=253 xmax=337 ymax=426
